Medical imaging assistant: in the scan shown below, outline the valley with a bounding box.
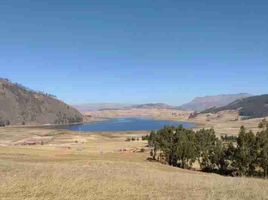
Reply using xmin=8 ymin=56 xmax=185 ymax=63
xmin=0 ymin=79 xmax=267 ymax=200
xmin=2 ymin=1 xmax=268 ymax=198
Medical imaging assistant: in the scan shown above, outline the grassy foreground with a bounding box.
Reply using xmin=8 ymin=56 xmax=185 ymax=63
xmin=0 ymin=127 xmax=268 ymax=200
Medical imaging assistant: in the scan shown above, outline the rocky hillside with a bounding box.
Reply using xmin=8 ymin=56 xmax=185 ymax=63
xmin=0 ymin=78 xmax=83 ymax=126
xmin=202 ymin=94 xmax=268 ymax=118
xmin=179 ymin=93 xmax=251 ymax=112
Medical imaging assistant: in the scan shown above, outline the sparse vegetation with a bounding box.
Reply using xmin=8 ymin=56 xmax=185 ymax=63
xmin=125 ymin=136 xmax=141 ymax=141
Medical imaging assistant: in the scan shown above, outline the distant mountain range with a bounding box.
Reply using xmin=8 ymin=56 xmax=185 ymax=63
xmin=202 ymin=94 xmax=268 ymax=118
xmin=130 ymin=103 xmax=175 ymax=109
xmin=73 ymin=103 xmax=176 ymax=112
xmin=72 ymin=103 xmax=132 ymax=112
xmin=0 ymin=78 xmax=83 ymax=126
xmin=179 ymin=93 xmax=251 ymax=112
xmin=74 ymin=94 xmax=253 ymax=113
xmin=72 ymin=94 xmax=268 ymax=119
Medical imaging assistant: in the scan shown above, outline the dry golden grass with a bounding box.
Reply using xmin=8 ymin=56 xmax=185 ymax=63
xmin=0 ymin=127 xmax=268 ymax=200
xmin=87 ymin=108 xmax=192 ymax=121
xmin=190 ymin=112 xmax=265 ymax=136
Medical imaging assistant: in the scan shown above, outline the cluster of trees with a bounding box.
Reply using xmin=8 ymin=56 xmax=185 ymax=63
xmin=14 ymin=82 xmax=56 ymax=98
xmin=55 ymin=112 xmax=83 ymax=124
xmin=148 ymin=119 xmax=268 ymax=178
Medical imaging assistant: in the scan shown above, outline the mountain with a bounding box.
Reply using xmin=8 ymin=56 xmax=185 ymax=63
xmin=130 ymin=103 xmax=175 ymax=109
xmin=0 ymin=78 xmax=83 ymax=126
xmin=202 ymin=94 xmax=268 ymax=118
xmin=72 ymin=103 xmax=132 ymax=112
xmin=73 ymin=103 xmax=176 ymax=112
xmin=179 ymin=93 xmax=251 ymax=112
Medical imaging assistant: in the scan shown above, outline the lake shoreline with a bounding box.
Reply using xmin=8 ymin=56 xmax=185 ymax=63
xmin=2 ymin=115 xmax=203 ymax=133
xmin=58 ymin=117 xmax=197 ymax=133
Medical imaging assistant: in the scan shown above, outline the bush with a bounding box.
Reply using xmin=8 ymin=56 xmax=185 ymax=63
xmin=0 ymin=119 xmax=10 ymax=127
xmin=142 ymin=135 xmax=149 ymax=140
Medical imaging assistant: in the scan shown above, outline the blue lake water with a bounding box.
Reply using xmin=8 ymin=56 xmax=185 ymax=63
xmin=62 ymin=118 xmax=196 ymax=132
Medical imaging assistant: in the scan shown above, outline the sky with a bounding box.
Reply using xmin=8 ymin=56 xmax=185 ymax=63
xmin=1 ymin=0 xmax=268 ymax=105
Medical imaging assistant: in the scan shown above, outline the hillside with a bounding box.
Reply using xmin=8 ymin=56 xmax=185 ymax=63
xmin=179 ymin=93 xmax=251 ymax=112
xmin=0 ymin=78 xmax=83 ymax=125
xmin=202 ymin=94 xmax=268 ymax=118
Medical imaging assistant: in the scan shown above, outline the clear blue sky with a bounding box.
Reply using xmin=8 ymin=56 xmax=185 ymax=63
xmin=1 ymin=0 xmax=267 ymax=105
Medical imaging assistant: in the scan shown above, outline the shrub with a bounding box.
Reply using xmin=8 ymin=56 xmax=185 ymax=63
xmin=142 ymin=135 xmax=149 ymax=140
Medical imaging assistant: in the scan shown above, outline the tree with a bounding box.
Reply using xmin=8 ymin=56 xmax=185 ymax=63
xmin=256 ymin=120 xmax=268 ymax=177
xmin=220 ymin=142 xmax=236 ymax=174
xmin=234 ymin=126 xmax=257 ymax=176
xmin=258 ymin=119 xmax=268 ymax=130
xmin=148 ymin=131 xmax=159 ymax=160
xmin=148 ymin=126 xmax=197 ymax=168
xmin=174 ymin=127 xmax=197 ymax=168
xmin=157 ymin=126 xmax=178 ymax=166
xmin=195 ymin=128 xmax=220 ymax=171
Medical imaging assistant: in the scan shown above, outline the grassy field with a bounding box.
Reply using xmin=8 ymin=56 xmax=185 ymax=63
xmin=0 ymin=127 xmax=268 ymax=200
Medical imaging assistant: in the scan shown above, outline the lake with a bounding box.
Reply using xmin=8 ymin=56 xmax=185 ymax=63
xmin=62 ymin=118 xmax=196 ymax=132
